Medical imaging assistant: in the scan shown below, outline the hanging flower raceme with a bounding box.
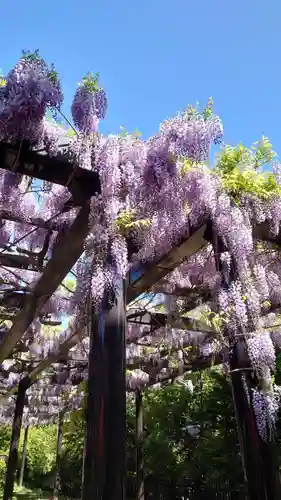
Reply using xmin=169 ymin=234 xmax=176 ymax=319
xmin=159 ymin=106 xmax=223 ymax=162
xmin=247 ymin=332 xmax=276 ymax=377
xmin=252 ymin=387 xmax=281 ymax=441
xmin=0 ymin=50 xmax=63 ymax=144
xmin=71 ymin=72 xmax=107 ymax=134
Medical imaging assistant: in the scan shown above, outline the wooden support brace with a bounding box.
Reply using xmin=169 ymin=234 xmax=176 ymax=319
xmin=0 ymin=204 xmax=90 ymax=362
xmin=52 ymin=412 xmax=64 ymax=500
xmin=135 ymin=390 xmax=144 ymax=500
xmin=127 ymin=224 xmax=208 ymax=303
xmin=3 ymin=378 xmax=29 ymax=500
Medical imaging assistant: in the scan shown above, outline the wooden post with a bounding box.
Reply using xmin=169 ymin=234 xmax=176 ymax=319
xmin=103 ymin=280 xmax=126 ymax=500
xmin=18 ymin=425 xmax=29 ymax=488
xmin=136 ymin=390 xmax=144 ymax=500
xmin=52 ymin=412 xmax=64 ymax=500
xmin=3 ymin=378 xmax=29 ymax=500
xmin=81 ymin=304 xmax=106 ymax=500
xmin=82 ymin=279 xmax=126 ymax=500
xmin=209 ymin=223 xmax=281 ymax=500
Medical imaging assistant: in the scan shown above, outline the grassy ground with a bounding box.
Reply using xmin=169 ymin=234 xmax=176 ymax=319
xmin=0 ymin=485 xmax=69 ymax=499
xmin=0 ymin=486 xmax=48 ymax=499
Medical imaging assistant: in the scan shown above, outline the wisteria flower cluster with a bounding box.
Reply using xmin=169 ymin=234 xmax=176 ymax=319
xmin=71 ymin=72 xmax=107 ymax=134
xmin=0 ymin=51 xmax=63 ymax=147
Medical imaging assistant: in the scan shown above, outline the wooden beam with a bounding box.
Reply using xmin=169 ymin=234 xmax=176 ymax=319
xmin=136 ymin=354 xmax=220 ymax=390
xmin=128 ymin=219 xmax=281 ymax=305
xmin=0 ymin=204 xmax=90 ymax=363
xmin=0 ymin=327 xmax=87 ymax=399
xmin=127 ymin=224 xmax=208 ymax=303
xmin=0 ymin=142 xmax=100 ymax=206
xmin=0 ymin=253 xmax=39 ymax=271
xmin=1 ymin=212 xmax=58 ymax=231
xmin=253 ymin=221 xmax=281 ymax=246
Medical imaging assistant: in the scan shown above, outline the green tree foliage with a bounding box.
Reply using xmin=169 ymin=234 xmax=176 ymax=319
xmin=214 ymin=137 xmax=281 ymax=202
xmin=1 ymin=365 xmax=281 ymax=498
xmin=0 ymin=425 xmax=11 ymax=454
xmin=59 ymin=409 xmax=84 ymax=497
xmin=0 ymin=425 xmax=11 ymax=487
xmin=139 ymin=368 xmax=244 ymax=498
xmin=22 ymin=425 xmax=57 ymax=481
xmin=0 ymin=425 xmax=57 ymax=490
xmin=57 ymin=368 xmax=246 ymax=499
xmin=181 ymin=134 xmax=281 ymax=204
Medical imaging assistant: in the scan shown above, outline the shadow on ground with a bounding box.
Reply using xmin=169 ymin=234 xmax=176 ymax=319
xmin=13 ymin=490 xmax=50 ymax=500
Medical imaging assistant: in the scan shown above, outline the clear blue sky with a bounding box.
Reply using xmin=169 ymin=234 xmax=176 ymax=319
xmin=1 ymin=0 xmax=281 ymax=152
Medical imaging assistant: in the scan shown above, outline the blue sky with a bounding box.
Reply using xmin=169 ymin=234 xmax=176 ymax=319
xmin=1 ymin=0 xmax=281 ymax=154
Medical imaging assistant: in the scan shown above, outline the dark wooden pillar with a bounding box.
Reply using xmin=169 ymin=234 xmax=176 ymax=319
xmin=103 ymin=279 xmax=126 ymax=500
xmin=136 ymin=390 xmax=144 ymax=500
xmin=3 ymin=378 xmax=29 ymax=500
xmin=18 ymin=425 xmax=29 ymax=488
xmin=82 ymin=279 xmax=126 ymax=500
xmin=209 ymin=223 xmax=281 ymax=500
xmin=52 ymin=412 xmax=64 ymax=500
xmin=229 ymin=345 xmax=281 ymax=499
xmin=82 ymin=305 xmax=106 ymax=500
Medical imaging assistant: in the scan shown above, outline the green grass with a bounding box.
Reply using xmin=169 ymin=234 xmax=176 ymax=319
xmin=0 ymin=485 xmax=48 ymax=499
xmin=0 ymin=485 xmax=70 ymax=499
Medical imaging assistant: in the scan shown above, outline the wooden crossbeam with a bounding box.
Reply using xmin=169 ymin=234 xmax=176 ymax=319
xmin=0 ymin=212 xmax=58 ymax=231
xmin=0 ymin=337 xmax=216 ymax=400
xmin=0 ymin=334 xmax=86 ymax=398
xmin=0 ymin=253 xmax=39 ymax=271
xmin=0 ymin=142 xmax=100 ymax=206
xmin=136 ymin=354 xmax=220 ymax=390
xmin=0 ymin=324 xmax=211 ymax=400
xmin=127 ymin=224 xmax=208 ymax=303
xmin=127 ymin=220 xmax=281 ymax=305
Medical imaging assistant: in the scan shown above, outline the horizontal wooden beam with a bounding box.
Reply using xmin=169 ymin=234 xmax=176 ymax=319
xmin=0 ymin=326 xmax=211 ymax=399
xmin=0 ymin=253 xmax=39 ymax=271
xmin=127 ymin=224 xmax=208 ymax=303
xmin=253 ymin=221 xmax=281 ymax=246
xmin=128 ymin=218 xmax=281 ymax=305
xmin=135 ymin=354 xmax=220 ymax=391
xmin=1 ymin=212 xmax=58 ymax=231
xmin=0 ymin=142 xmax=100 ymax=206
xmin=0 ymin=204 xmax=90 ymax=363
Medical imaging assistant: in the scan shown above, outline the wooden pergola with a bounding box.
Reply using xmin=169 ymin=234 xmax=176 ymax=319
xmin=0 ymin=138 xmax=280 ymax=500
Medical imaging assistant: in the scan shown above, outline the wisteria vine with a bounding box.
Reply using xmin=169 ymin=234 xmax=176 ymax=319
xmin=0 ymin=52 xmax=281 ymax=437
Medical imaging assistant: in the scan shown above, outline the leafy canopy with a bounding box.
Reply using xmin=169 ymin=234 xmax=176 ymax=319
xmin=116 ymin=209 xmax=151 ymax=234
xmin=80 ymin=72 xmax=101 ymax=93
xmin=214 ymin=137 xmax=281 ymax=202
